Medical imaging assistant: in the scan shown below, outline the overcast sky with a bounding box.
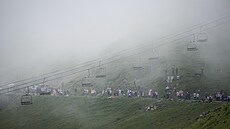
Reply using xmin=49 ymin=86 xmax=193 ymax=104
xmin=1 ymin=0 xmax=230 ymax=74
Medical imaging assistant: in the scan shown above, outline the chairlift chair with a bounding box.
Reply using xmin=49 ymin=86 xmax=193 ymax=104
xmin=149 ymin=57 xmax=159 ymax=60
xmin=187 ymin=34 xmax=198 ymax=51
xmin=133 ymin=57 xmax=143 ymax=70
xmin=197 ymin=27 xmax=208 ymax=42
xmin=133 ymin=64 xmax=143 ymax=70
xmin=95 ymin=61 xmax=106 ymax=78
xmin=82 ymin=77 xmax=93 ymax=87
xmin=21 ymin=94 xmax=32 ymax=105
xmin=197 ymin=34 xmax=208 ymax=42
xmin=187 ymin=43 xmax=198 ymax=51
xmin=21 ymin=87 xmax=32 ymax=105
xmin=149 ymin=49 xmax=159 ymax=60
xmin=95 ymin=68 xmax=106 ymax=78
xmin=82 ymin=69 xmax=93 ymax=87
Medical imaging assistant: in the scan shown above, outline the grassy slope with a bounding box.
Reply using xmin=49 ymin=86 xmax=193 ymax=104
xmin=189 ymin=104 xmax=230 ymax=129
xmin=1 ymin=31 xmax=230 ymax=129
xmin=0 ymin=96 xmax=227 ymax=129
xmin=68 ymin=41 xmax=230 ymax=98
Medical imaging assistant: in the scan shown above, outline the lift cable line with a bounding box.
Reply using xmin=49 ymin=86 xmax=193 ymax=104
xmin=1 ymin=17 xmax=230 ymax=95
xmin=1 ymin=61 xmax=135 ymax=95
xmin=1 ymin=12 xmax=230 ymax=88
xmin=1 ymin=14 xmax=230 ymax=94
xmin=2 ymin=11 xmax=229 ymax=81
xmin=0 ymin=52 xmax=145 ymax=94
xmin=0 ymin=17 xmax=228 ymax=95
xmin=1 ymin=13 xmax=230 ymax=94
xmin=0 ymin=50 xmax=145 ymax=93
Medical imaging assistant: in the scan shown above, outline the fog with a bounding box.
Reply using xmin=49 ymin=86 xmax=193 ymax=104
xmin=1 ymin=0 xmax=230 ymax=81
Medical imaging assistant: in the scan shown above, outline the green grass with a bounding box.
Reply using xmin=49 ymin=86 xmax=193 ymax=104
xmin=189 ymin=103 xmax=230 ymax=129
xmin=1 ymin=40 xmax=230 ymax=129
xmin=0 ymin=96 xmax=228 ymax=129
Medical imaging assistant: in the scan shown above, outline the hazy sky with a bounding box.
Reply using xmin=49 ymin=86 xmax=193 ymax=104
xmin=1 ymin=0 xmax=230 ymax=73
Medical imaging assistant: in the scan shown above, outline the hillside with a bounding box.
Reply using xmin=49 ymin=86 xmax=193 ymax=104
xmin=65 ymin=37 xmax=230 ymax=97
xmin=0 ymin=96 xmax=229 ymax=129
xmin=190 ymin=104 xmax=230 ymax=129
xmin=1 ymin=26 xmax=230 ymax=129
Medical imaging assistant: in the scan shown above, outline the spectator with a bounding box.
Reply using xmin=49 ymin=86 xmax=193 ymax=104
xmin=227 ymin=95 xmax=230 ymax=103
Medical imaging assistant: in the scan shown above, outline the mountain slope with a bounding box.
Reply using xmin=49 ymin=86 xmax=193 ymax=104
xmin=0 ymin=96 xmax=227 ymax=129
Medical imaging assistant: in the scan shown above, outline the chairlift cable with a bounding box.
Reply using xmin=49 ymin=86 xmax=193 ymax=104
xmin=1 ymin=12 xmax=230 ymax=88
xmin=1 ymin=14 xmax=230 ymax=94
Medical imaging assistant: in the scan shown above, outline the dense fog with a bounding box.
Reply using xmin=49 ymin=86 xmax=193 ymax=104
xmin=0 ymin=0 xmax=230 ymax=82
